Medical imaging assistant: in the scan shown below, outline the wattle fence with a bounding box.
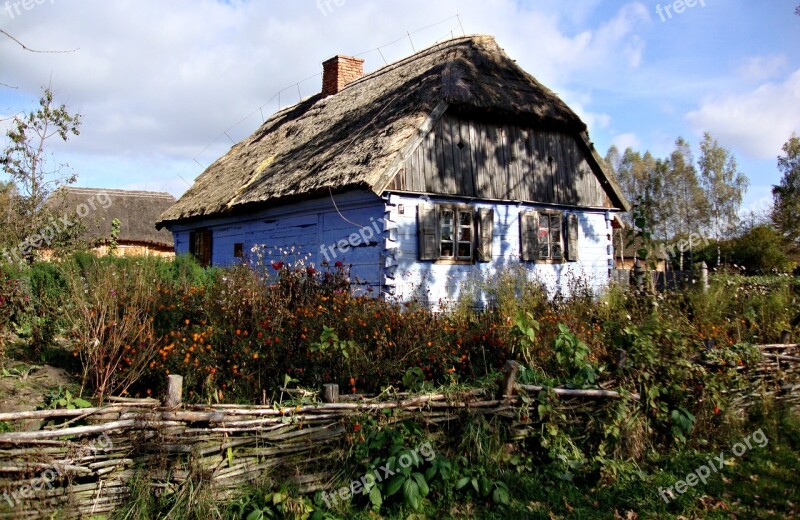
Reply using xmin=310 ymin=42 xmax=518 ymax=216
xmin=1 ymin=345 xmax=798 ymax=519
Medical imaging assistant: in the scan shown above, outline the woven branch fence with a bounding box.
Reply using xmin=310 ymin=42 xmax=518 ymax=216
xmin=0 ymin=345 xmax=798 ymax=519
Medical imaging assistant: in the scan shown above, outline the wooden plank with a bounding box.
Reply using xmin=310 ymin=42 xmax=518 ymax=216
xmin=472 ymin=122 xmax=490 ymax=198
xmin=408 ymin=139 xmax=419 ymax=192
xmin=435 ymin=117 xmax=447 ymax=194
xmin=486 ymin=124 xmax=502 ymax=200
xmin=546 ymin=132 xmax=561 ymax=203
xmin=493 ymin=126 xmax=505 ymax=199
xmin=520 ymin=127 xmax=535 ymax=201
xmin=442 ymin=115 xmax=456 ymax=194
xmin=469 ymin=121 xmax=482 ymax=198
xmin=501 ymin=126 xmax=513 ymax=199
xmin=457 ymin=118 xmax=475 ymax=196
xmin=509 ymin=126 xmax=524 ymax=200
xmin=532 ymin=130 xmax=551 ymax=202
xmin=424 ymin=125 xmax=438 ymax=193
xmin=562 ymin=135 xmax=578 ymax=205
xmin=447 ymin=115 xmax=462 ymax=194
xmin=458 ymin=119 xmax=475 ymax=197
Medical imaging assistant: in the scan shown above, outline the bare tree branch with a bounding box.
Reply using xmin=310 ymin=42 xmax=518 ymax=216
xmin=0 ymin=28 xmax=78 ymax=53
xmin=0 ymin=81 xmax=18 ymax=89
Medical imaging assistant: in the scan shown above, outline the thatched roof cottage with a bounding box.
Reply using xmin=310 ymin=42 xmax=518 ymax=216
xmin=158 ymin=35 xmax=629 ymax=303
xmin=50 ymin=187 xmax=176 ymax=257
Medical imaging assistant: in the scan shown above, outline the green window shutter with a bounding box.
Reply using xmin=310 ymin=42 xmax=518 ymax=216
xmin=567 ymin=213 xmax=579 ymax=262
xmin=520 ymin=210 xmax=539 ymax=262
xmin=418 ymin=204 xmax=438 ymax=261
xmin=477 ymin=208 xmax=494 ymax=262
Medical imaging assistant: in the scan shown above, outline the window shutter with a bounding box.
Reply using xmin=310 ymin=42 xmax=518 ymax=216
xmin=520 ymin=210 xmax=539 ymax=262
xmin=567 ymin=213 xmax=579 ymax=262
xmin=418 ymin=205 xmax=438 ymax=261
xmin=477 ymin=208 xmax=494 ymax=262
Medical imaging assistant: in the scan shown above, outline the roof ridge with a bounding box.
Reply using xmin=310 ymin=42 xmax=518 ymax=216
xmin=59 ymin=187 xmax=175 ymax=198
xmin=342 ymin=34 xmax=494 ymax=92
xmin=261 ymin=34 xmax=493 ymax=121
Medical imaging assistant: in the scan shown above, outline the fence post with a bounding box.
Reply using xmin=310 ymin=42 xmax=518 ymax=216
xmin=499 ymin=360 xmax=519 ymax=398
xmin=165 ymin=374 xmax=183 ymax=408
xmin=323 ymin=384 xmax=339 ymax=403
xmin=699 ymin=262 xmax=709 ymax=293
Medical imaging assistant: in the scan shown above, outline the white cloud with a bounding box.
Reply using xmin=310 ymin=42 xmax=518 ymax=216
xmin=737 ymin=55 xmax=788 ymax=82
xmin=686 ymin=70 xmax=800 ymax=159
xmin=0 ymin=0 xmax=650 ymax=193
xmin=611 ymin=133 xmax=641 ymax=151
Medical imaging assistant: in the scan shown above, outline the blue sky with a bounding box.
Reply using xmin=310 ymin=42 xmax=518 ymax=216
xmin=1 ymin=0 xmax=798 ymax=213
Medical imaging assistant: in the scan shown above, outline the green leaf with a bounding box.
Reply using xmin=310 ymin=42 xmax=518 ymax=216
xmin=72 ymin=398 xmax=92 ymax=408
xmin=386 ymin=474 xmax=405 ymax=496
xmin=492 ymin=487 xmax=510 ymax=505
xmin=246 ymin=510 xmax=264 ymax=520
xmin=478 ymin=477 xmax=492 ymax=497
xmin=403 ymin=478 xmax=421 ymax=510
xmin=455 ymin=477 xmax=470 ymax=490
xmin=411 ymin=472 xmax=429 ymax=497
xmin=369 ymin=485 xmax=382 ymax=508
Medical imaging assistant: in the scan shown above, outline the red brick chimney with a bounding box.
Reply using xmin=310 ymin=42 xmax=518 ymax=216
xmin=322 ymin=55 xmax=364 ymax=97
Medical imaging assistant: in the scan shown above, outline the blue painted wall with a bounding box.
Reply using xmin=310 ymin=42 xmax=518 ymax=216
xmin=168 ymin=190 xmax=387 ymax=293
xmin=168 ymin=189 xmax=616 ymax=304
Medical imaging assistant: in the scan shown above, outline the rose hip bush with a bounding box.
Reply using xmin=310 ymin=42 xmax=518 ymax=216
xmin=138 ymin=260 xmax=502 ymax=402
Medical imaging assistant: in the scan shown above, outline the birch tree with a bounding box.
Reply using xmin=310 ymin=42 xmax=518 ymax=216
xmin=1 ymin=87 xmax=81 ymax=254
xmin=698 ymin=133 xmax=749 ymax=267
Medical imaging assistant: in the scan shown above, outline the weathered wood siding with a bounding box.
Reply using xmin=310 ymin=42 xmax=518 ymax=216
xmin=382 ymin=194 xmax=614 ymax=306
xmin=169 ymin=191 xmax=386 ymax=291
xmin=387 ymin=113 xmax=613 ymax=208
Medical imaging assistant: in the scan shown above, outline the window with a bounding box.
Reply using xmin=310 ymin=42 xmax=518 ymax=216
xmin=537 ymin=213 xmax=563 ymax=260
xmin=520 ymin=210 xmax=579 ymax=262
xmin=233 ymin=243 xmax=244 ymax=259
xmin=189 ymin=229 xmax=212 ymax=267
xmin=418 ymin=204 xmax=493 ymax=263
xmin=439 ymin=208 xmax=473 ymax=260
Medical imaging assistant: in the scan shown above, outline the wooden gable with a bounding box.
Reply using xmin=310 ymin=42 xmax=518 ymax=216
xmin=386 ymin=112 xmax=615 ymax=208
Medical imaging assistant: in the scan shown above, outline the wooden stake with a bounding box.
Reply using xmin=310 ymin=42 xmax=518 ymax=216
xmin=500 ymin=361 xmax=519 ymax=398
xmin=165 ymin=375 xmax=183 ymax=408
xmin=323 ymin=384 xmax=339 ymax=403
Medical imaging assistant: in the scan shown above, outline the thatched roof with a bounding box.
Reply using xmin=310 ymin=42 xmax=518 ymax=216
xmin=49 ymin=188 xmax=175 ymax=247
xmin=158 ymin=35 xmax=628 ymax=227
